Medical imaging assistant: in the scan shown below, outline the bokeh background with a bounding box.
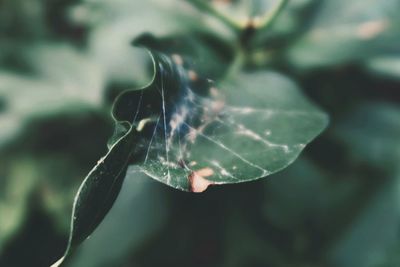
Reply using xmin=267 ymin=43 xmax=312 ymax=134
xmin=1 ymin=0 xmax=400 ymax=267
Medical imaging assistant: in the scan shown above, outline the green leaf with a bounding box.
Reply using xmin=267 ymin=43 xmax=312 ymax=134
xmin=112 ymin=39 xmax=328 ymax=192
xmin=67 ymin=173 xmax=169 ymax=267
xmin=54 ymin=32 xmax=328 ymax=264
xmin=51 ymin=31 xmax=233 ymax=265
xmin=86 ymin=0 xmax=212 ymax=86
xmin=0 ymin=44 xmax=104 ymax=149
xmin=333 ymin=103 xmax=400 ymax=170
xmin=130 ymin=32 xmax=234 ymax=82
xmin=328 ymin=171 xmax=400 ymax=267
xmin=366 ymin=56 xmax=400 ymax=80
xmin=0 ymin=158 xmax=38 ymax=253
xmin=51 ymin=126 xmax=140 ymax=267
xmin=187 ymin=0 xmax=287 ymax=28
xmin=287 ymin=0 xmax=400 ymax=69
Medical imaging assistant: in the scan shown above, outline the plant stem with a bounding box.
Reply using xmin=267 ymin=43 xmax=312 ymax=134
xmin=255 ymin=0 xmax=290 ymax=30
xmin=187 ymin=0 xmax=241 ymax=33
xmin=225 ymin=46 xmax=245 ymax=80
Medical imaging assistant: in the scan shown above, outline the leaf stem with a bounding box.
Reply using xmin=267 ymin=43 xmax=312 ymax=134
xmin=187 ymin=0 xmax=241 ymax=33
xmin=254 ymin=0 xmax=290 ymax=30
xmin=225 ymin=46 xmax=245 ymax=80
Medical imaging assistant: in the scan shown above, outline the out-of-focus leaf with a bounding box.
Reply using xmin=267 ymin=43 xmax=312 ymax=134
xmin=0 ymin=108 xmax=112 ymax=264
xmin=287 ymin=0 xmax=400 ymax=69
xmin=263 ymin=158 xmax=327 ymax=230
xmin=26 ymin=45 xmax=104 ymax=105
xmin=325 ymin=103 xmax=400 ymax=266
xmin=0 ymin=156 xmax=89 ymax=253
xmin=334 ymin=103 xmax=400 ymax=170
xmin=51 ymin=126 xmax=140 ymax=267
xmin=0 ymin=159 xmax=38 ymax=253
xmin=0 ymin=0 xmax=47 ymax=40
xmin=249 ymin=0 xmax=317 ymax=47
xmin=376 ymin=210 xmax=400 ymax=267
xmin=327 ymin=172 xmax=400 ymax=267
xmin=366 ymin=56 xmax=400 ymax=80
xmin=132 ymin=33 xmax=234 ymax=80
xmin=187 ymin=0 xmax=293 ymax=28
xmin=112 ymin=39 xmax=328 ymax=192
xmin=0 ymin=44 xmax=104 ymax=149
xmin=85 ymin=0 xmax=207 ymax=86
xmin=223 ymin=211 xmax=285 ymax=267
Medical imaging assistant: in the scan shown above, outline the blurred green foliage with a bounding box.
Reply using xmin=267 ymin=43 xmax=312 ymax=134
xmin=0 ymin=0 xmax=400 ymax=267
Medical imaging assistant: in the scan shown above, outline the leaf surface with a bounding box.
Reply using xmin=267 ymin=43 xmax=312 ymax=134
xmin=54 ymin=32 xmax=329 ymax=265
xmin=112 ymin=37 xmax=329 ymax=192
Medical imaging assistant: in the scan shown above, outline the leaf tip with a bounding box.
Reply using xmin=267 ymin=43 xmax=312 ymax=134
xmin=50 ymin=256 xmax=65 ymax=267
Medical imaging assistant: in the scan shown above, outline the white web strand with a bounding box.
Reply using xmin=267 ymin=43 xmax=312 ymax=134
xmin=132 ymin=90 xmax=144 ymax=123
xmin=215 ymin=117 xmax=290 ymax=153
xmin=208 ymin=160 xmax=239 ymax=180
xmin=144 ymin=115 xmax=161 ymax=164
xmin=183 ymin=122 xmax=270 ymax=176
xmin=159 ymin=65 xmax=171 ymax=183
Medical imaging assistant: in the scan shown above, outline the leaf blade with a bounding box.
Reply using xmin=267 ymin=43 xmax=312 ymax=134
xmin=112 ymin=42 xmax=329 ymax=192
xmin=52 ymin=126 xmax=139 ymax=266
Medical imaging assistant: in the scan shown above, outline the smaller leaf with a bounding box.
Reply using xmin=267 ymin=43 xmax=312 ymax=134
xmin=51 ymin=126 xmax=140 ymax=267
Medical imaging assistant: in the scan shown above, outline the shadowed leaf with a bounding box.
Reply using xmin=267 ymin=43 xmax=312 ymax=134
xmin=51 ymin=126 xmax=140 ymax=267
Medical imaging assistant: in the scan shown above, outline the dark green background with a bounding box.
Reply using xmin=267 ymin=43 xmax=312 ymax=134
xmin=1 ymin=0 xmax=400 ymax=266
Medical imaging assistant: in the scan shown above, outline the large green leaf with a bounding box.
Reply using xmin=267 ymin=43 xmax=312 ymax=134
xmin=54 ymin=33 xmax=328 ymax=265
xmin=111 ymin=39 xmax=328 ymax=192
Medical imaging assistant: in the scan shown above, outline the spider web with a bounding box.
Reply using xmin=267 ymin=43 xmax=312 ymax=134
xmin=125 ymin=53 xmax=306 ymax=191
